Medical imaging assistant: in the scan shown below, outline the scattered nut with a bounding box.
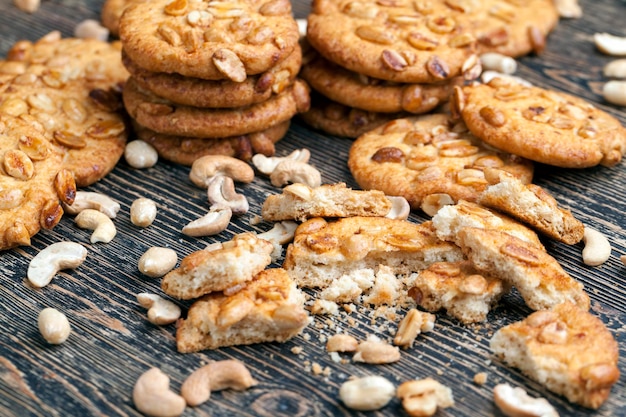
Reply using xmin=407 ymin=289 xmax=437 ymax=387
xmin=256 ymin=220 xmax=298 ymax=245
xmin=397 ymin=378 xmax=454 ymax=417
xmin=138 ymin=247 xmax=177 ymax=278
xmin=594 ymin=32 xmax=626 ymax=56
xmin=326 ymin=334 xmax=359 ymax=352
xmin=124 ymin=140 xmax=159 ymax=169
xmin=181 ymin=360 xmax=256 ymax=407
xmin=136 ymin=293 xmax=181 ymax=325
xmin=74 ymin=19 xmax=110 ymax=41
xmin=75 ymin=209 xmax=117 ymax=243
xmin=27 ymin=242 xmax=87 ymax=288
xmin=207 ymin=175 xmax=249 ymax=214
xmin=339 ymin=376 xmax=396 ymax=411
xmin=14 ymin=0 xmax=40 ymax=13
xmin=296 ymin=18 xmax=307 ymax=38
xmin=182 ymin=205 xmax=232 ymax=237
xmin=189 ymin=155 xmax=254 ymax=188
xmin=602 ymin=80 xmax=626 ymax=106
xmin=130 ymin=197 xmax=157 ymax=227
xmin=481 ymin=70 xmax=533 ymax=87
xmin=604 ymin=59 xmax=626 ymax=78
xmin=386 ymin=196 xmax=411 ymax=220
xmin=421 ymin=193 xmax=454 ymax=216
xmin=493 ymin=383 xmax=558 ymax=417
xmin=582 ymin=227 xmax=611 ymax=266
xmin=38 ymin=307 xmax=71 ymax=344
xmin=393 ymin=309 xmax=435 ymax=348
xmin=251 ymin=149 xmax=311 ymax=175
xmin=620 ymin=254 xmax=626 ymax=266
xmin=132 ymin=368 xmax=186 ymax=417
xmin=479 ymin=53 xmax=517 ymax=75
xmin=270 ymin=160 xmax=321 ymax=188
xmin=554 ymin=0 xmax=582 ymax=18
xmin=353 ymin=339 xmax=401 ymax=364
xmin=62 ymin=191 xmax=120 ymax=218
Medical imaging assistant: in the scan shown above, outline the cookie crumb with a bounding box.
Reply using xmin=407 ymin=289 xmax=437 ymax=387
xmin=473 ymin=372 xmax=488 ymax=386
xmin=312 ymin=362 xmax=323 ymax=375
xmin=291 ymin=346 xmax=303 ymax=355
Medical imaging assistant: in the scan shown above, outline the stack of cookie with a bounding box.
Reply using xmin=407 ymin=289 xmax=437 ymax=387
xmin=118 ymin=0 xmax=310 ymax=165
xmin=300 ymin=0 xmax=559 ymax=138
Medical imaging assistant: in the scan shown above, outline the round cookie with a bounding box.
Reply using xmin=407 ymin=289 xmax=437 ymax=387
xmin=299 ymin=93 xmax=406 ymax=138
xmin=135 ymin=120 xmax=290 ymax=165
xmin=101 ymin=0 xmax=145 ymax=37
xmin=347 ymin=113 xmax=534 ymax=209
xmin=300 ymin=52 xmax=462 ymax=114
xmin=123 ymin=44 xmax=301 ymax=108
xmin=123 ymin=76 xmax=309 ymax=138
xmin=119 ymin=0 xmax=300 ymax=81
xmin=457 ymin=79 xmax=626 ymax=168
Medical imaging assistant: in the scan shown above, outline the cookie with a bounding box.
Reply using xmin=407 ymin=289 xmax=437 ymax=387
xmin=457 ymin=79 xmax=626 ymax=168
xmin=135 ymin=120 xmax=290 ymax=166
xmin=348 ymin=113 xmax=534 ymax=210
xmin=480 ymin=168 xmax=585 ymax=244
xmin=119 ymin=0 xmax=299 ymax=81
xmin=300 ymin=53 xmax=462 ymax=114
xmin=261 ymin=182 xmax=393 ymax=222
xmin=161 ymin=233 xmax=274 ymax=300
xmin=410 ymin=261 xmax=508 ymax=324
xmin=457 ymin=227 xmax=590 ymax=311
xmin=306 ymin=0 xmax=479 ymax=84
xmin=176 ymin=268 xmax=310 ymax=352
xmin=283 ymin=216 xmax=463 ymax=289
xmin=123 ymin=44 xmax=301 ymax=108
xmin=101 ymin=0 xmax=144 ymax=37
xmin=123 ymin=76 xmax=310 ymax=138
xmin=490 ymin=302 xmax=620 ymax=409
xmin=299 ymin=93 xmax=405 ymax=138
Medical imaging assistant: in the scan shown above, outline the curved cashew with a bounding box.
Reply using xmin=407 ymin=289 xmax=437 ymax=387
xmin=182 ymin=206 xmax=232 ymax=237
xmin=181 ymin=360 xmax=256 ymax=407
xmin=207 ymin=175 xmax=249 ymax=215
xmin=421 ymin=193 xmax=454 ymax=217
xmin=270 ymin=160 xmax=321 ymax=188
xmin=136 ymin=293 xmax=181 ymax=325
xmin=130 ymin=197 xmax=157 ymax=227
xmin=386 ymin=196 xmax=411 ymax=220
xmin=138 ymin=247 xmax=178 ymax=278
xmin=124 ymin=140 xmax=158 ymax=169
xmin=38 ymin=307 xmax=71 ymax=344
xmin=493 ymin=383 xmax=558 ymax=417
xmin=62 ymin=191 xmax=120 ymax=218
xmin=189 ymin=155 xmax=254 ymax=188
xmin=481 ymin=71 xmax=532 ymax=87
xmin=132 ymin=368 xmax=186 ymax=417
xmin=339 ymin=376 xmax=396 ymax=411
xmin=251 ymin=148 xmax=311 ymax=176
xmin=582 ymin=227 xmax=611 ymax=266
xmin=75 ymin=209 xmax=117 ymax=243
xmin=27 ymin=242 xmax=87 ymax=288
xmin=479 ymin=53 xmax=517 ymax=75
xmin=603 ymin=81 xmax=626 ymax=106
xmin=594 ymin=32 xmax=626 ymax=56
xmin=257 ymin=220 xmax=298 ymax=245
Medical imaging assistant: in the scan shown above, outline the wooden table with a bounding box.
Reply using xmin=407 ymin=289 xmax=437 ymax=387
xmin=1 ymin=1 xmax=625 ymax=416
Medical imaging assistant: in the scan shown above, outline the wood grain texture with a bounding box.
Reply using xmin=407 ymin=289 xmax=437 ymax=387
xmin=1 ymin=0 xmax=625 ymax=416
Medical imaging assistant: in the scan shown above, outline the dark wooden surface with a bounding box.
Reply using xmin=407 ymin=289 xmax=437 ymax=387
xmin=1 ymin=1 xmax=626 ymax=416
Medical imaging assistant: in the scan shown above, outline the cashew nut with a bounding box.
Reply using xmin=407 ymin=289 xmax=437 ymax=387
xmin=481 ymin=71 xmax=533 ymax=87
xmin=270 ymin=160 xmax=321 ymax=188
xmin=493 ymin=383 xmax=558 ymax=417
xmin=132 ymin=368 xmax=186 ymax=417
xmin=582 ymin=227 xmax=611 ymax=266
xmin=604 ymin=59 xmax=626 ymax=78
xmin=602 ymin=81 xmax=626 ymax=106
xmin=74 ymin=19 xmax=110 ymax=41
xmin=124 ymin=140 xmax=158 ymax=169
xmin=421 ymin=193 xmax=454 ymax=217
xmin=189 ymin=155 xmax=254 ymax=188
xmin=38 ymin=307 xmax=71 ymax=344
xmin=138 ymin=247 xmax=177 ymax=278
xmin=136 ymin=293 xmax=181 ymax=325
xmin=62 ymin=191 xmax=120 ymax=218
xmin=182 ymin=205 xmax=232 ymax=237
xmin=180 ymin=360 xmax=256 ymax=407
xmin=14 ymin=0 xmax=40 ymax=13
xmin=207 ymin=175 xmax=249 ymax=215
xmin=74 ymin=209 xmax=117 ymax=243
xmin=386 ymin=196 xmax=411 ymax=220
xmin=257 ymin=220 xmax=298 ymax=245
xmin=296 ymin=18 xmax=307 ymax=39
xmin=251 ymin=149 xmax=311 ymax=176
xmin=130 ymin=197 xmax=157 ymax=227
xmin=339 ymin=376 xmax=396 ymax=411
xmin=554 ymin=0 xmax=582 ymax=18
xmin=479 ymin=53 xmax=517 ymax=75
xmin=594 ymin=32 xmax=626 ymax=56
xmin=27 ymin=242 xmax=87 ymax=288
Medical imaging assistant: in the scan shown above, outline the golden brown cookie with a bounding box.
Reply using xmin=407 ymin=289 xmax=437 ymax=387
xmin=176 ymin=268 xmax=310 ymax=352
xmin=457 ymin=79 xmax=626 ymax=168
xmin=135 ymin=120 xmax=290 ymax=166
xmin=348 ymin=113 xmax=534 ymax=210
xmin=123 ymin=44 xmax=301 ymax=108
xmin=457 ymin=227 xmax=590 ymax=311
xmin=119 ymin=0 xmax=300 ymax=81
xmin=123 ymin=76 xmax=309 ymax=138
xmin=300 ymin=53 xmax=462 ymax=114
xmin=101 ymin=0 xmax=144 ymax=37
xmin=480 ymin=168 xmax=585 ymax=244
xmin=490 ymin=302 xmax=620 ymax=409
